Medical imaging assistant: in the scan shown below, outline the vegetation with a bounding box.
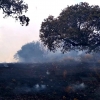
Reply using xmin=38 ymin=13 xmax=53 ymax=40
xmin=0 ymin=0 xmax=30 ymax=25
xmin=40 ymin=2 xmax=100 ymax=53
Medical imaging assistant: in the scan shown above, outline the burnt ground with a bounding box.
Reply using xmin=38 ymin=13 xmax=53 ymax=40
xmin=0 ymin=61 xmax=100 ymax=100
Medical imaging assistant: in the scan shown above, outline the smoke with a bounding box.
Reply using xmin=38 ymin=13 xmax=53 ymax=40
xmin=71 ymin=83 xmax=86 ymax=91
xmin=13 ymin=84 xmax=47 ymax=94
xmin=65 ymin=82 xmax=86 ymax=93
xmin=14 ymin=41 xmax=100 ymax=64
xmin=14 ymin=41 xmax=47 ymax=63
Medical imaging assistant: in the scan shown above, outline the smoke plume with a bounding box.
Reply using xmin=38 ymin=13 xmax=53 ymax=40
xmin=14 ymin=41 xmax=100 ymax=63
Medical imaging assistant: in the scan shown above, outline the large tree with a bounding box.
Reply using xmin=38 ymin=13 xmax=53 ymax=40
xmin=0 ymin=0 xmax=30 ymax=26
xmin=40 ymin=2 xmax=100 ymax=53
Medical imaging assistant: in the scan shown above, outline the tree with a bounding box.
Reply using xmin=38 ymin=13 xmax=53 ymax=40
xmin=40 ymin=2 xmax=100 ymax=53
xmin=0 ymin=0 xmax=30 ymax=26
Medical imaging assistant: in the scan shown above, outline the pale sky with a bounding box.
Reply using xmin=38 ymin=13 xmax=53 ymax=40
xmin=0 ymin=0 xmax=100 ymax=62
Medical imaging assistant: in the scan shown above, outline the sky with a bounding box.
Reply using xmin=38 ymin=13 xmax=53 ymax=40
xmin=0 ymin=0 xmax=100 ymax=63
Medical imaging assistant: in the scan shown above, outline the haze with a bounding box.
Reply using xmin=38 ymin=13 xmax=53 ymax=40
xmin=0 ymin=0 xmax=99 ymax=62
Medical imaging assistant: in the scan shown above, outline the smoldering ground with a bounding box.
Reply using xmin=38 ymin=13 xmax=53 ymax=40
xmin=0 ymin=62 xmax=100 ymax=100
xmin=13 ymin=84 xmax=47 ymax=94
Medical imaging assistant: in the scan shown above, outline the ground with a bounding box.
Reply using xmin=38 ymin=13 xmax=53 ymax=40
xmin=0 ymin=61 xmax=100 ymax=100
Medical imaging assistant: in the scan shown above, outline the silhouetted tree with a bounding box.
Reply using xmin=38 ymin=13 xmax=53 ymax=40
xmin=40 ymin=2 xmax=100 ymax=53
xmin=0 ymin=0 xmax=30 ymax=26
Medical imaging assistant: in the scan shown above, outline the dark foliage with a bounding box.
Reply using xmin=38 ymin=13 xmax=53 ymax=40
xmin=0 ymin=0 xmax=30 ymax=26
xmin=40 ymin=2 xmax=100 ymax=53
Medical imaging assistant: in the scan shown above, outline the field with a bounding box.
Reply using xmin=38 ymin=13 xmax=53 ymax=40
xmin=0 ymin=61 xmax=100 ymax=100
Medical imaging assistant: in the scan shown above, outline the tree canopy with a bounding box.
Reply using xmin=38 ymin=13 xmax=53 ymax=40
xmin=40 ymin=2 xmax=100 ymax=53
xmin=0 ymin=0 xmax=30 ymax=26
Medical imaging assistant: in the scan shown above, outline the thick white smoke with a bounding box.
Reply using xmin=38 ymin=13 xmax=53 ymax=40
xmin=14 ymin=41 xmax=100 ymax=63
